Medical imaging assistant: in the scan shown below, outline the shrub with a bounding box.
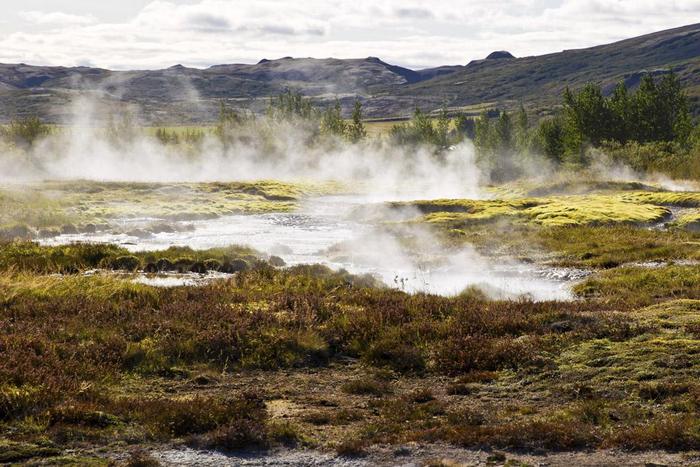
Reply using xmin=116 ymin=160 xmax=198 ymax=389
xmin=124 ymin=449 xmax=161 ymax=467
xmin=155 ymin=258 xmax=174 ymax=271
xmin=608 ymin=415 xmax=700 ymax=450
xmin=222 ymin=259 xmax=249 ymax=273
xmin=335 ymin=437 xmax=367 ymax=457
xmin=435 ymin=335 xmax=540 ymax=375
xmin=363 ymin=336 xmax=425 ymax=374
xmin=203 ymin=259 xmax=222 ymax=271
xmin=341 ymin=378 xmax=389 ymax=396
xmin=124 ymin=393 xmax=266 ymax=438
xmin=173 ymin=257 xmax=195 ymax=273
xmin=109 ymin=255 xmax=141 ymax=272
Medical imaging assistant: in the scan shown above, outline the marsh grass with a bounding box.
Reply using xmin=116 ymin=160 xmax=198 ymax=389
xmin=398 ymin=192 xmax=682 ymax=227
xmin=1 ymin=219 xmax=700 ymax=459
xmin=0 ymin=241 xmax=259 ymax=274
xmin=0 ymin=180 xmax=345 ymax=236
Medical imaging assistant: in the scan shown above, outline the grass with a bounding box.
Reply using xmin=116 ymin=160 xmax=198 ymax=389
xmin=3 ymin=180 xmax=700 ymax=461
xmin=0 ymin=180 xmax=344 ymax=237
xmin=0 ymin=241 xmax=259 ymax=274
xmin=3 ymin=239 xmax=700 ymax=460
xmin=673 ymin=209 xmax=700 ymax=231
xmin=394 ymin=192 xmax=680 ymax=227
xmin=573 ymin=265 xmax=700 ymax=305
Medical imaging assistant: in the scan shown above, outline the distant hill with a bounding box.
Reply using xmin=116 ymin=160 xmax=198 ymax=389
xmin=0 ymin=23 xmax=698 ymax=123
xmin=398 ymin=23 xmax=700 ymax=115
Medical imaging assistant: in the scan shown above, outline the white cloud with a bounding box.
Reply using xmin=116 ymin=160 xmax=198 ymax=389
xmin=2 ymin=0 xmax=699 ymax=69
xmin=19 ymin=11 xmax=97 ymax=26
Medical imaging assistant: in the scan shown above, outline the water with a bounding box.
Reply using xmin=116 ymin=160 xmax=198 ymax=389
xmin=42 ymin=195 xmax=586 ymax=300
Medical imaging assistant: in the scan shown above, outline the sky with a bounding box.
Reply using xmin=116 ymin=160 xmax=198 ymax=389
xmin=0 ymin=0 xmax=698 ymax=70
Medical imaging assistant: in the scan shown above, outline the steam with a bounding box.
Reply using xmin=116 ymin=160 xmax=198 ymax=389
xmin=1 ymin=95 xmax=484 ymax=201
xmin=322 ymin=220 xmax=577 ymax=300
xmin=1 ymin=90 xmax=668 ymax=300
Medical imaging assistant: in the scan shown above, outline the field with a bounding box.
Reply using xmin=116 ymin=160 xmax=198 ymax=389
xmin=1 ymin=177 xmax=700 ymax=465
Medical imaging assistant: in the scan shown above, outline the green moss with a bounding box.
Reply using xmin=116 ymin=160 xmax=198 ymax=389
xmin=573 ymin=265 xmax=700 ymax=304
xmin=0 ymin=180 xmax=344 ymax=230
xmin=619 ymin=191 xmax=700 ymax=207
xmin=487 ymin=179 xmax=664 ymax=198
xmin=0 ymin=440 xmax=61 ymax=462
xmin=523 ymin=195 xmax=670 ymax=226
xmin=399 ymin=194 xmax=671 ymax=227
xmin=556 ymin=300 xmax=700 ymax=394
xmin=673 ymin=210 xmax=700 ymax=231
xmin=0 ymin=242 xmax=259 ymax=274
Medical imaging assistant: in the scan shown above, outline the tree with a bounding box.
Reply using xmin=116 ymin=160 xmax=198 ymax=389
xmin=4 ymin=116 xmax=50 ymax=149
xmin=608 ymin=82 xmax=631 ymax=143
xmin=515 ymin=104 xmax=530 ymax=151
xmin=455 ymin=114 xmax=476 ymax=140
xmin=389 ymin=108 xmax=436 ymax=146
xmin=321 ymin=100 xmax=346 ymax=137
xmin=537 ymin=117 xmax=565 ymax=163
xmin=657 ymin=71 xmax=692 ymax=144
xmin=563 ymin=83 xmax=614 ymax=148
xmin=495 ymin=110 xmax=515 ymax=154
xmin=268 ymin=89 xmax=315 ymax=121
xmin=346 ymin=100 xmax=366 ymax=143
xmin=632 ymin=74 xmax=660 ymax=143
xmin=434 ymin=108 xmax=450 ymax=149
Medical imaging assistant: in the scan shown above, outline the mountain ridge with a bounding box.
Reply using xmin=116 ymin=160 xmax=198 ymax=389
xmin=0 ymin=23 xmax=698 ymax=123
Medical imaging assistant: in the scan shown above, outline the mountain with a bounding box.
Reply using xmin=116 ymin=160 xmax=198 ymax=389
xmin=0 ymin=23 xmax=698 ymax=123
xmin=398 ymin=23 xmax=700 ymax=115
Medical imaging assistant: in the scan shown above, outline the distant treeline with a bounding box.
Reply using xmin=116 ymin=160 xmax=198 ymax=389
xmin=452 ymin=69 xmax=699 ymax=180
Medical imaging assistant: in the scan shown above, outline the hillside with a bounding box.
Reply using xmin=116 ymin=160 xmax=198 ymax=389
xmin=0 ymin=23 xmax=698 ymax=123
xmin=397 ymin=22 xmax=700 ymax=115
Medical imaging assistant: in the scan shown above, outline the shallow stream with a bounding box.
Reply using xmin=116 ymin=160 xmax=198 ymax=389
xmin=43 ymin=195 xmax=587 ymax=300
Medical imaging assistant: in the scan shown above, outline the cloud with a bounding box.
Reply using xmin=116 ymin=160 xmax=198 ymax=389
xmin=19 ymin=10 xmax=97 ymax=26
xmin=182 ymin=12 xmax=231 ymax=32
xmin=394 ymin=7 xmax=434 ymax=19
xmin=2 ymin=0 xmax=699 ymax=70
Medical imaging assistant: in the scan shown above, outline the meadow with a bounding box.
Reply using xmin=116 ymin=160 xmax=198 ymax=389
xmin=2 ymin=81 xmax=700 ymax=464
xmin=1 ymin=176 xmax=700 ymax=465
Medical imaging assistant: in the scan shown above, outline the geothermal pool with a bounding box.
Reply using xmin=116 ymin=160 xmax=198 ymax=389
xmin=42 ymin=195 xmax=587 ymax=300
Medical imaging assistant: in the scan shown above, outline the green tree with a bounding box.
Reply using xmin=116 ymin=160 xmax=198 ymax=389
xmin=608 ymin=82 xmax=631 ymax=143
xmin=657 ymin=71 xmax=692 ymax=144
xmin=389 ymin=108 xmax=437 ymax=146
xmin=346 ymin=100 xmax=367 ymax=143
xmin=563 ymin=84 xmax=614 ymax=148
xmin=4 ymin=116 xmax=50 ymax=148
xmin=455 ymin=114 xmax=476 ymax=140
xmin=320 ymin=100 xmax=347 ymax=137
xmin=495 ymin=110 xmax=515 ymax=154
xmin=473 ymin=111 xmax=496 ymax=155
xmin=268 ymin=90 xmax=315 ymax=121
xmin=214 ymin=101 xmax=249 ymax=145
xmin=434 ymin=108 xmax=451 ymax=149
xmin=536 ymin=117 xmax=565 ymax=163
xmin=514 ymin=104 xmax=530 ymax=151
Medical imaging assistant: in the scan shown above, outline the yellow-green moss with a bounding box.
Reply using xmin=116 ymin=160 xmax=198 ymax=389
xmin=401 ymin=194 xmax=671 ymax=227
xmin=0 ymin=180 xmax=344 ymax=230
xmin=573 ymin=265 xmax=700 ymax=304
xmin=673 ymin=210 xmax=700 ymax=231
xmin=523 ymin=195 xmax=670 ymax=226
xmin=619 ymin=191 xmax=700 ymax=207
xmin=556 ymin=300 xmax=700 ymax=389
